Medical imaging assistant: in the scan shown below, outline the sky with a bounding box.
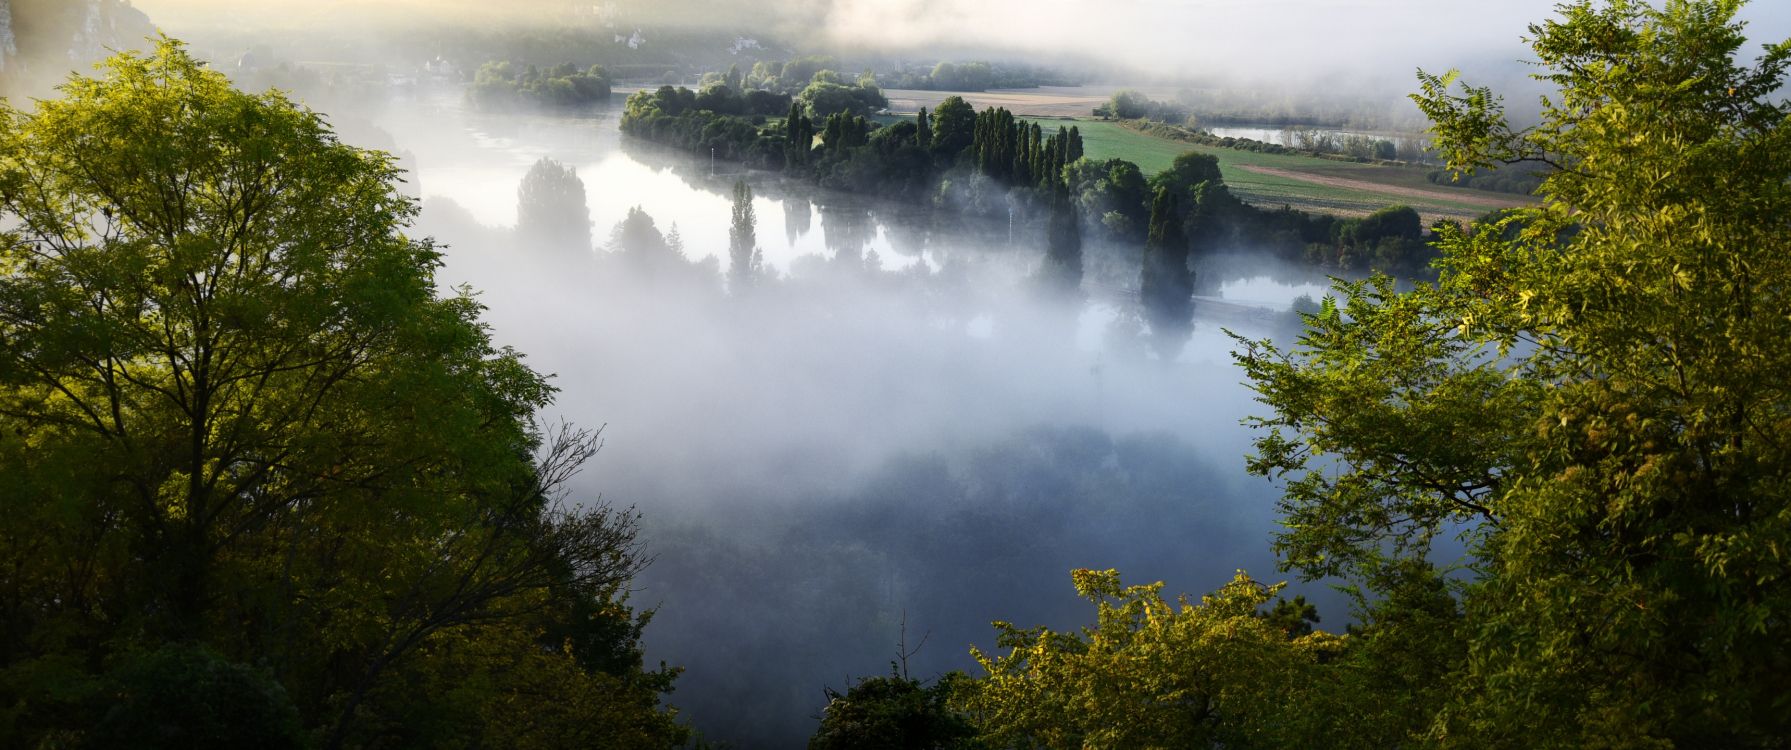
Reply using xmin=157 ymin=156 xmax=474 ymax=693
xmin=129 ymin=0 xmax=1791 ymax=86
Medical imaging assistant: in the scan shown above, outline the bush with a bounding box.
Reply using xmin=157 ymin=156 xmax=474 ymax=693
xmin=88 ymin=646 xmax=305 ymax=750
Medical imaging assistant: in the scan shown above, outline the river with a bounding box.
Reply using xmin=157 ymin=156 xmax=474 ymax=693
xmin=370 ymin=87 xmax=1349 ymax=748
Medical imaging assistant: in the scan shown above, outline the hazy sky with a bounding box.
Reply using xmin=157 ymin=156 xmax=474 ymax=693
xmin=131 ymin=0 xmax=1791 ymax=84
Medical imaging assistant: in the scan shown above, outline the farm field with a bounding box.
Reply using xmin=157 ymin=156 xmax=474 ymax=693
xmin=634 ymin=82 xmax=1534 ymax=223
xmin=1021 ymin=118 xmax=1533 ymax=223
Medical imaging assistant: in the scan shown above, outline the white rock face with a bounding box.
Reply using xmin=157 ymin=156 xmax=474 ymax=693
xmin=0 ymin=0 xmax=17 ymax=73
xmin=69 ymin=0 xmax=103 ymax=61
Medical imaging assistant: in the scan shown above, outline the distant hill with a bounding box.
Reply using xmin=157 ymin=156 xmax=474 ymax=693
xmin=0 ymin=0 xmax=156 ymax=98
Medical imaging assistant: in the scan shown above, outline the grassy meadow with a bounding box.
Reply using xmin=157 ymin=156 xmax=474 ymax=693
xmin=1018 ymin=117 xmax=1531 ymax=223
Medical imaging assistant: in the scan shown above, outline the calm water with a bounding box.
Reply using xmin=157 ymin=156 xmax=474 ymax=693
xmin=1205 ymin=124 xmax=1432 ymax=164
xmin=370 ymin=87 xmax=1348 ymax=748
xmin=377 ymin=89 xmax=1336 ymax=308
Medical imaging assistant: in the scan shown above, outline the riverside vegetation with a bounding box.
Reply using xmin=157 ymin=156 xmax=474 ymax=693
xmin=3 ymin=1 xmax=1787 ymax=747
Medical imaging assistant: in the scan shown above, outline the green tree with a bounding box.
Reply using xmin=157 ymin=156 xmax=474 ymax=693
xmin=930 ymin=95 xmax=976 ymax=157
xmin=956 ymin=570 xmax=1342 ymax=750
xmin=517 ymin=156 xmax=593 ymax=253
xmin=1149 ymin=152 xmax=1223 ymax=203
xmin=810 ymin=672 xmax=980 ymax=750
xmin=728 ymin=180 xmax=762 ymax=292
xmin=1139 ymin=186 xmax=1193 ymax=356
xmin=1066 ymin=158 xmax=1148 ymax=242
xmin=779 ymin=56 xmax=838 ymax=91
xmin=87 ymin=645 xmax=305 ymax=750
xmin=1105 ymin=89 xmax=1150 ymax=119
xmin=786 ymin=100 xmax=814 ymax=168
xmin=1040 ymin=191 xmax=1082 ymax=296
xmin=468 ymin=60 xmax=610 ymax=109
xmin=0 ymin=39 xmax=682 ymax=748
xmin=799 ymin=80 xmax=888 ymax=120
xmin=1235 ymin=1 xmax=1791 ymax=745
xmin=1259 ymin=595 xmax=1320 ymax=639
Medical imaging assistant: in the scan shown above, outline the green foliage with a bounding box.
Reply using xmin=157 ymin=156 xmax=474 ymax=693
xmin=927 ymin=61 xmax=994 ymax=92
xmin=693 ymin=83 xmax=793 ymax=118
xmin=620 ymin=86 xmax=789 ymax=170
xmin=967 ymin=108 xmax=1081 ymax=191
xmin=823 ymin=119 xmax=936 ymax=199
xmin=517 ymin=157 xmax=592 ymax=253
xmin=468 ymin=60 xmax=611 ymax=109
xmin=874 ymin=61 xmax=1065 ymax=91
xmin=1140 ymin=186 xmax=1193 ymax=356
xmin=929 ymin=96 xmax=977 ymax=157
xmin=956 ymin=570 xmax=1346 ymax=749
xmin=1259 ymin=595 xmax=1320 ymax=639
xmin=1039 ymin=191 xmax=1082 ymax=296
xmin=1149 ymin=152 xmax=1223 ymax=201
xmin=0 ymin=39 xmax=683 ymax=748
xmin=1425 ymin=163 xmax=1545 ymax=195
xmin=1066 ymin=158 xmax=1150 ymax=242
xmin=728 ymin=180 xmax=762 ymax=292
xmin=1331 ymin=560 xmax=1468 ymax=748
xmin=1302 ymin=204 xmax=1437 ymax=271
xmin=810 ymin=672 xmax=981 ymax=750
xmin=781 ymin=57 xmax=838 ymax=88
xmin=1096 ymin=90 xmax=1188 ymax=122
xmin=1237 ymin=1 xmax=1791 ymax=745
xmin=786 ymin=101 xmax=817 ymax=170
xmin=798 ymin=80 xmax=890 ymax=120
xmin=88 ymin=645 xmax=305 ymax=750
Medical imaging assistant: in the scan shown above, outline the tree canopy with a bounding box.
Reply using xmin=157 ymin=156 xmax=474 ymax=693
xmin=956 ymin=570 xmax=1344 ymax=750
xmin=517 ymin=156 xmax=593 ymax=253
xmin=0 ymin=39 xmax=683 ymax=748
xmin=1235 ymin=0 xmax=1791 ymax=744
xmin=468 ymin=60 xmax=612 ymax=109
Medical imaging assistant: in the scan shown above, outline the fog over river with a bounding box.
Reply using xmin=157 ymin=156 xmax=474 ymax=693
xmin=371 ymin=88 xmax=1348 ymax=747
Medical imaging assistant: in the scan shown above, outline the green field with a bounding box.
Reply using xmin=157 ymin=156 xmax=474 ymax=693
xmin=1020 ymin=118 xmax=1531 ymax=222
xmin=872 ymin=112 xmax=1531 ymax=221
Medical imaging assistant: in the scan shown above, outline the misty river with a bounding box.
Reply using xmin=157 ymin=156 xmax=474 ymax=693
xmin=371 ymin=88 xmax=1348 ymax=748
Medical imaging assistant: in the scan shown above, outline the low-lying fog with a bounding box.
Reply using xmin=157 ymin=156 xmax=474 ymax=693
xmin=374 ymin=87 xmax=1341 ymax=747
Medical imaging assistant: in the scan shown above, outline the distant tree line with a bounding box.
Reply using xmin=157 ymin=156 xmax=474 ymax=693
xmin=467 ymin=60 xmax=613 ymax=109
xmin=874 ymin=60 xmax=1069 ymax=92
xmin=1122 ymin=113 xmax=1426 ymax=167
xmin=1283 ymin=127 xmax=1402 ymax=161
xmin=621 ymin=78 xmax=1445 ymax=317
xmin=620 ymin=69 xmax=1447 ymax=359
xmin=1093 ymin=89 xmax=1191 ymax=123
xmin=619 ymin=85 xmax=792 ymax=169
xmin=1426 ymin=163 xmax=1545 ymax=195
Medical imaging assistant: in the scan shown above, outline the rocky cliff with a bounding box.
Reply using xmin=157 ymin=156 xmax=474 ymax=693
xmin=0 ymin=1 xmax=19 ymax=74
xmin=1 ymin=0 xmax=155 ymax=94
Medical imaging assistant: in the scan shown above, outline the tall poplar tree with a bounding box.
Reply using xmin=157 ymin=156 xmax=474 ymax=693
xmin=1140 ymin=186 xmax=1192 ymax=355
xmin=728 ymin=180 xmax=762 ymax=292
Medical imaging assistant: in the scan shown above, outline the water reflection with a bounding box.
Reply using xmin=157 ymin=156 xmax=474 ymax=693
xmin=369 ymin=86 xmax=1367 ymax=748
xmin=783 ymin=197 xmax=811 ymax=245
xmin=1206 ymin=124 xmax=1419 ymax=149
xmin=819 ymin=198 xmax=874 ymax=264
xmin=380 ymin=88 xmax=1347 ymax=313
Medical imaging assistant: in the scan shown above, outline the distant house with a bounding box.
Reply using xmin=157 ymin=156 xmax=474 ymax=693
xmin=424 ymin=56 xmax=458 ymax=80
xmin=614 ymin=29 xmax=646 ymax=50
